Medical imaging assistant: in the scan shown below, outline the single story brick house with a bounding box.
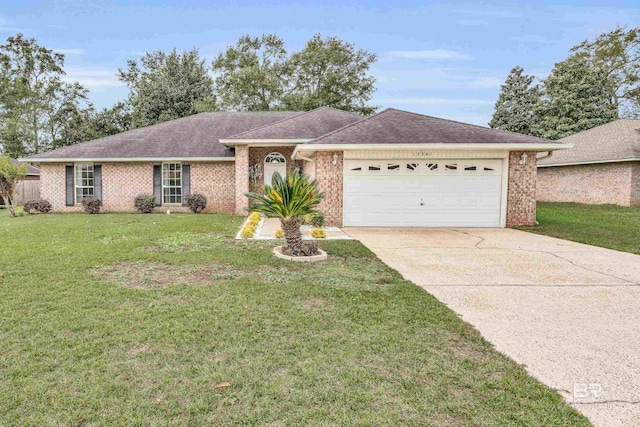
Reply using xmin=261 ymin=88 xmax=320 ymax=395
xmin=537 ymin=120 xmax=640 ymax=207
xmin=24 ymin=107 xmax=570 ymax=227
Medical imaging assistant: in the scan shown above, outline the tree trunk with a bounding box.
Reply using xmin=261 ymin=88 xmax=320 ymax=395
xmin=281 ymin=217 xmax=304 ymax=255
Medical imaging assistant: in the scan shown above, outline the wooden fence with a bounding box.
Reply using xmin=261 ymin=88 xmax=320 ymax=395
xmin=0 ymin=180 xmax=40 ymax=206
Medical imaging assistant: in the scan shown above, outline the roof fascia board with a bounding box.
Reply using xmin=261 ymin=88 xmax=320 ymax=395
xmin=537 ymin=158 xmax=640 ymax=167
xmin=292 ymin=143 xmax=573 ymax=159
xmin=19 ymin=157 xmax=236 ymax=163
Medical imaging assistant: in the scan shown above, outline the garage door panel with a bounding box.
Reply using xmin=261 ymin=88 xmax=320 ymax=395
xmin=343 ymin=159 xmax=504 ymax=227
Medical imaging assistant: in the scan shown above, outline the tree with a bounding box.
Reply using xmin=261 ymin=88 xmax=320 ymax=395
xmin=0 ymin=154 xmax=26 ymax=217
xmin=489 ymin=66 xmax=541 ymax=135
xmin=0 ymin=33 xmax=91 ymax=157
xmin=85 ymin=102 xmax=132 ymax=139
xmin=212 ymin=34 xmax=289 ymax=111
xmin=532 ymin=55 xmax=618 ymax=140
xmin=245 ymin=170 xmax=324 ymax=256
xmin=283 ymin=34 xmax=377 ymax=115
xmin=118 ymin=48 xmax=215 ymax=128
xmin=570 ymin=26 xmax=640 ymax=118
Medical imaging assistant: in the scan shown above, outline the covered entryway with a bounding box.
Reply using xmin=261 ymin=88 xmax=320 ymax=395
xmin=343 ymin=158 xmax=504 ymax=227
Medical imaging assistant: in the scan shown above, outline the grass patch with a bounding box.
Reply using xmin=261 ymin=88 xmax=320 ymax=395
xmin=0 ymin=212 xmax=588 ymax=425
xmin=526 ymin=202 xmax=640 ymax=254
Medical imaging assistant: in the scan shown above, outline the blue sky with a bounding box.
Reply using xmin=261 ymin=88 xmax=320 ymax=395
xmin=1 ymin=0 xmax=639 ymax=126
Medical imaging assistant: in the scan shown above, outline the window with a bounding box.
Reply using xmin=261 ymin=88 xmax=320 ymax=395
xmin=426 ymin=163 xmax=438 ymax=171
xmin=350 ymin=166 xmax=362 ymax=171
xmin=406 ymin=163 xmax=419 ymax=171
xmin=464 ymin=165 xmax=477 ymax=171
xmin=483 ymin=166 xmax=495 ymax=172
xmin=368 ymin=165 xmax=381 ymax=172
xmin=445 ymin=163 xmax=458 ymax=171
xmin=75 ymin=163 xmax=94 ymax=203
xmin=162 ymin=162 xmax=182 ymax=204
xmin=387 ymin=163 xmax=400 ymax=171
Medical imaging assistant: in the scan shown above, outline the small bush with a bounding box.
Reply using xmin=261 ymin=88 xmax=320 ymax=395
xmin=186 ymin=193 xmax=207 ymax=213
xmin=14 ymin=206 xmax=26 ymax=217
xmin=24 ymin=199 xmax=52 ymax=215
xmin=249 ymin=212 xmax=261 ymax=224
xmin=275 ymin=229 xmax=284 ymax=239
xmin=23 ymin=200 xmax=40 ymax=215
xmin=311 ymin=228 xmax=327 ymax=239
xmin=310 ymin=211 xmax=325 ymax=228
xmin=82 ymin=197 xmax=102 ymax=214
xmin=36 ymin=199 xmax=52 ymax=213
xmin=240 ymin=223 xmax=257 ymax=238
xmin=134 ymin=194 xmax=156 ymax=213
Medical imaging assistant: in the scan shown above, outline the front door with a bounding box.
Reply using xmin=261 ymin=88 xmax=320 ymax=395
xmin=264 ymin=152 xmax=287 ymax=186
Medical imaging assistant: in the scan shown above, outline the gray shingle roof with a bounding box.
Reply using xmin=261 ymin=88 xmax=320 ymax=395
xmin=26 ymin=111 xmax=299 ymax=160
xmin=10 ymin=159 xmax=40 ymax=175
xmin=224 ymin=107 xmax=362 ymax=140
xmin=538 ymin=119 xmax=640 ymax=166
xmin=308 ymin=108 xmax=556 ymax=145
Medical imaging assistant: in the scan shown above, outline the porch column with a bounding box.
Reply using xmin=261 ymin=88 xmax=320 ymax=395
xmin=235 ymin=145 xmax=250 ymax=215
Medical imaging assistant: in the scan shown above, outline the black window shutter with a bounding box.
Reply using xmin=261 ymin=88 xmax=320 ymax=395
xmin=153 ymin=165 xmax=162 ymax=206
xmin=93 ymin=165 xmax=102 ymax=201
xmin=65 ymin=165 xmax=74 ymax=206
xmin=181 ymin=164 xmax=190 ymax=207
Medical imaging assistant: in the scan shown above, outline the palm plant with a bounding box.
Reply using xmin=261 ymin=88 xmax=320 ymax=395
xmin=245 ymin=169 xmax=325 ymax=255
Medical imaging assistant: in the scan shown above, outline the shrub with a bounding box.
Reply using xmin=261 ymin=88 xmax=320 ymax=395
xmin=240 ymin=223 xmax=257 ymax=238
xmin=311 ymin=227 xmax=327 ymax=239
xmin=310 ymin=211 xmax=325 ymax=228
xmin=134 ymin=194 xmax=156 ymax=213
xmin=249 ymin=212 xmax=261 ymax=224
xmin=186 ymin=193 xmax=207 ymax=213
xmin=275 ymin=229 xmax=284 ymax=239
xmin=82 ymin=197 xmax=102 ymax=214
xmin=23 ymin=200 xmax=39 ymax=215
xmin=36 ymin=199 xmax=52 ymax=213
xmin=302 ymin=211 xmax=326 ymax=228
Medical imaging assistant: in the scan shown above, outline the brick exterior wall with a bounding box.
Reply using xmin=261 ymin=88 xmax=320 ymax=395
xmin=506 ymin=151 xmax=537 ymax=227
xmin=234 ymin=146 xmax=249 ymax=215
xmin=632 ymin=162 xmax=640 ymax=207
xmin=537 ymin=162 xmax=635 ymax=207
xmin=315 ymin=151 xmax=343 ymax=227
xmin=40 ymin=162 xmax=235 ymax=213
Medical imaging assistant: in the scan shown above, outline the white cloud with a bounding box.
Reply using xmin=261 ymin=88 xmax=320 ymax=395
xmin=508 ymin=35 xmax=554 ymax=45
xmin=374 ymin=97 xmax=493 ymax=106
xmin=53 ymin=48 xmax=86 ymax=55
xmin=63 ymin=68 xmax=124 ymax=89
xmin=388 ymin=49 xmax=471 ymax=61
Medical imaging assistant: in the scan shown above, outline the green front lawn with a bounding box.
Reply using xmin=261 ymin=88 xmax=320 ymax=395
xmin=0 ymin=212 xmax=588 ymax=425
xmin=529 ymin=202 xmax=640 ymax=255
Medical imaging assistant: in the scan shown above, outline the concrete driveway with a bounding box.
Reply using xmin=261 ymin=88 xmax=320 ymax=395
xmin=345 ymin=227 xmax=640 ymax=427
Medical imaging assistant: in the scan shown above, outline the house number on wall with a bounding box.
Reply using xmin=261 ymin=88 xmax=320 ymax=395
xmin=413 ymin=151 xmax=435 ymax=158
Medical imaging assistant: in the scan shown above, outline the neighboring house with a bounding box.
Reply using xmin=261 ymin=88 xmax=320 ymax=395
xmin=0 ymin=159 xmax=40 ymax=207
xmin=537 ymin=120 xmax=640 ymax=207
xmin=23 ymin=107 xmax=569 ymax=227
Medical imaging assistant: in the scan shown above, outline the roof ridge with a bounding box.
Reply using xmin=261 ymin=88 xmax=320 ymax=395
xmin=308 ymin=109 xmax=390 ymax=144
xmin=223 ymin=106 xmax=362 ymax=139
xmin=223 ymin=110 xmax=308 ymax=139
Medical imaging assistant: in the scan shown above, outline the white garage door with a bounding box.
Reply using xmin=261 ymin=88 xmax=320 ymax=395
xmin=343 ymin=159 xmax=504 ymax=227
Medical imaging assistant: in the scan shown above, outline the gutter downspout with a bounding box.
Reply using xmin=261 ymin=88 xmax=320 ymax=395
xmin=294 ymin=151 xmax=316 ymax=178
xmin=536 ymin=151 xmax=553 ymax=162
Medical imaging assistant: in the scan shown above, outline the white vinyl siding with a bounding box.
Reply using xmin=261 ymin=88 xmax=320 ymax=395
xmin=162 ymin=162 xmax=182 ymax=204
xmin=75 ymin=163 xmax=94 ymax=203
xmin=343 ymin=158 xmax=504 ymax=227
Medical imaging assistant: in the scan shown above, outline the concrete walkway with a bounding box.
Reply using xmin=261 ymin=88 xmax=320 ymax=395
xmin=345 ymin=227 xmax=640 ymax=427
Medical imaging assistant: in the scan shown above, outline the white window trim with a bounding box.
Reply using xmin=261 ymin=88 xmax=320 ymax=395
xmin=162 ymin=162 xmax=183 ymax=205
xmin=74 ymin=162 xmax=94 ymax=204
